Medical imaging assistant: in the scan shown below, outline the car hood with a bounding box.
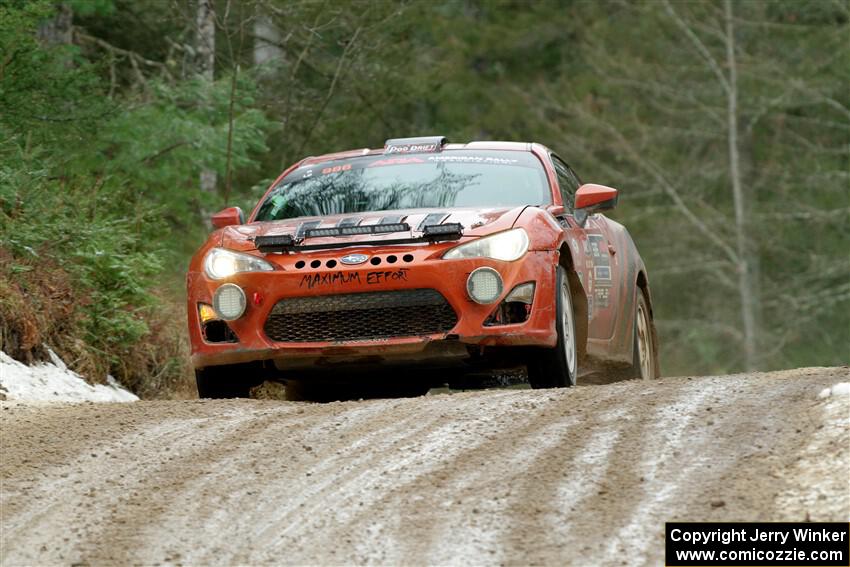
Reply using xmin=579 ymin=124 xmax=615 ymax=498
xmin=220 ymin=206 xmax=528 ymax=252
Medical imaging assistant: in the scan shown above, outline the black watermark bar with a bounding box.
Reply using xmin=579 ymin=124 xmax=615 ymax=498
xmin=666 ymin=522 xmax=849 ymax=566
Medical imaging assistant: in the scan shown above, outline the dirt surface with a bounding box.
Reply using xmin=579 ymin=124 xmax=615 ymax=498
xmin=2 ymin=367 xmax=848 ymax=566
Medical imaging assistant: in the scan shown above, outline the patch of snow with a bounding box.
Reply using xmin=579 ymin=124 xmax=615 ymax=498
xmin=830 ymin=382 xmax=850 ymax=396
xmin=0 ymin=350 xmax=138 ymax=403
xmin=779 ymin=381 xmax=849 ymax=519
xmin=818 ymin=382 xmax=850 ymax=399
xmin=46 ymin=347 xmax=67 ymax=371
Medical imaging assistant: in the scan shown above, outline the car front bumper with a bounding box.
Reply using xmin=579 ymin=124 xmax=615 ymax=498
xmin=187 ymin=248 xmax=558 ymax=370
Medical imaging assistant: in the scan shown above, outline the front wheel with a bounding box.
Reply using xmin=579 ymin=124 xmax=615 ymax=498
xmin=527 ymin=266 xmax=578 ymax=389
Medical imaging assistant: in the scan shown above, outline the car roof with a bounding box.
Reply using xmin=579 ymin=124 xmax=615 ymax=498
xmin=299 ymin=141 xmax=545 ymax=166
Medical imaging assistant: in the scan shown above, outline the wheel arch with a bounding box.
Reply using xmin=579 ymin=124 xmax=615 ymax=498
xmin=558 ymin=243 xmax=588 ymax=364
xmin=635 ymin=269 xmax=655 ymax=319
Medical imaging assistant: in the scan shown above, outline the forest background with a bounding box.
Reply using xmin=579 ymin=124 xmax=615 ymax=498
xmin=1 ymin=0 xmax=847 ymax=396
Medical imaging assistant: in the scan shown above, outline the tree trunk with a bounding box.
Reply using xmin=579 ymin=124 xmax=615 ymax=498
xmin=37 ymin=3 xmax=73 ymax=46
xmin=253 ymin=8 xmax=282 ymax=68
xmin=197 ymin=0 xmax=217 ymax=202
xmin=724 ymin=0 xmax=758 ymax=370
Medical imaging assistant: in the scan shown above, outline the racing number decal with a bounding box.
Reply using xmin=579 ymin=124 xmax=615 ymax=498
xmin=321 ymin=164 xmax=352 ymax=175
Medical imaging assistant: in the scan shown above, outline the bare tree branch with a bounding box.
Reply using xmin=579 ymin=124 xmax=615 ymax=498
xmin=141 ymin=141 xmax=190 ymax=164
xmin=571 ymin=104 xmax=740 ymax=265
xmin=661 ymin=0 xmax=730 ymax=96
xmin=296 ymin=23 xmax=364 ymax=155
xmin=74 ymin=29 xmax=172 ymax=81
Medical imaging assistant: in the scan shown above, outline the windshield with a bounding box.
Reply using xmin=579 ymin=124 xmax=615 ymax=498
xmin=254 ymin=150 xmax=550 ymax=221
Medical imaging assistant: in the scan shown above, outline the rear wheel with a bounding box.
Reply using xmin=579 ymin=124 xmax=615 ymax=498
xmin=527 ymin=266 xmax=577 ymax=389
xmin=625 ymin=289 xmax=659 ymax=380
xmin=195 ymin=362 xmax=267 ymax=399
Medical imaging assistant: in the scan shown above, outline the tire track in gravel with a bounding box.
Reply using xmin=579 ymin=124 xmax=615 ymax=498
xmin=79 ymin=400 xmax=403 ymax=565
xmin=74 ymin=410 xmax=289 ymax=566
xmin=1 ymin=408 xmax=259 ymax=566
xmin=484 ymin=378 xmax=696 ymax=565
xmin=584 ymin=373 xmax=840 ymax=565
xmin=592 ymin=381 xmax=722 ymax=563
xmin=309 ymin=392 xmax=578 ymax=565
xmin=173 ymin=401 xmax=453 ymax=566
xmin=408 ymin=396 xmax=626 ymax=565
xmin=1 ymin=367 xmax=847 ymax=567
xmin=198 ymin=391 xmax=564 ymax=565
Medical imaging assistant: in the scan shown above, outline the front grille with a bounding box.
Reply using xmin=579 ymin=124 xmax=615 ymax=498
xmin=264 ymin=289 xmax=458 ymax=342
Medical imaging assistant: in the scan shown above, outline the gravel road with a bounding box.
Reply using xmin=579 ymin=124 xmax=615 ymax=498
xmin=2 ymin=366 xmax=848 ymax=566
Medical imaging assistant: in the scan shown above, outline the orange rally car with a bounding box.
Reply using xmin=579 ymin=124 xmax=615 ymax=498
xmin=187 ymin=137 xmax=659 ymax=398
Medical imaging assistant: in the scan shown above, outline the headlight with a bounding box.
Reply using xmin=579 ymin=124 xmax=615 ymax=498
xmin=204 ymin=248 xmax=274 ymax=279
xmin=443 ymin=228 xmax=529 ymax=261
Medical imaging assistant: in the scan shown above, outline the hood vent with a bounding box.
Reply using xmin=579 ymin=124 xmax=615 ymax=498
xmin=417 ymin=212 xmax=450 ymax=231
xmin=379 ymin=214 xmax=405 ymax=225
xmin=337 ymin=216 xmax=362 ymax=227
xmin=296 ymin=220 xmax=321 ymax=239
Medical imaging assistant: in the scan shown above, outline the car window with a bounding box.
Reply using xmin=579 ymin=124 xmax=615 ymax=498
xmin=566 ymin=164 xmax=582 ymax=189
xmin=255 ymin=150 xmax=551 ymax=221
xmin=551 ymin=155 xmax=580 ymax=212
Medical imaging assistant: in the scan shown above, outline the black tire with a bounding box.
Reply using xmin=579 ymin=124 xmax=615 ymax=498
xmin=195 ymin=362 xmax=267 ymax=399
xmin=527 ymin=266 xmax=578 ymax=389
xmin=623 ymin=288 xmax=660 ymax=380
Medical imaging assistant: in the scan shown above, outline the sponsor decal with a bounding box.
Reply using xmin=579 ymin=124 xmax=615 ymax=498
xmin=588 ymin=234 xmax=607 ymax=258
xmin=298 ymin=268 xmax=411 ymax=289
xmin=366 ymin=268 xmax=409 ymax=285
xmin=386 ymin=143 xmax=439 ymax=154
xmin=427 ymin=155 xmax=519 ymax=164
xmin=300 ymin=271 xmax=361 ymax=290
xmin=340 ymin=254 xmax=369 ymax=265
xmin=368 ymin=157 xmax=425 ymax=167
xmin=595 ymin=266 xmax=611 ymax=281
xmin=595 ymin=287 xmax=610 ymax=308
xmin=334 ymin=337 xmax=391 ymax=344
xmin=584 ymin=234 xmax=612 ymax=313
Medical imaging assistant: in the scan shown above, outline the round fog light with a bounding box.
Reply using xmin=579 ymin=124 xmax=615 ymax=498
xmin=212 ymin=284 xmax=246 ymax=321
xmin=467 ymin=267 xmax=503 ymax=304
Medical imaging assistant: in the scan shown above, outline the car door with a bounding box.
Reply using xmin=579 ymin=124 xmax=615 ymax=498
xmin=550 ymin=155 xmax=622 ymax=342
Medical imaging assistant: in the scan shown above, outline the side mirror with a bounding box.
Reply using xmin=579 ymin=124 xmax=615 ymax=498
xmin=211 ymin=206 xmax=245 ymax=229
xmin=574 ymin=184 xmax=618 ymax=226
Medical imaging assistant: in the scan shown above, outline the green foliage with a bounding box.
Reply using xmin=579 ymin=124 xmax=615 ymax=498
xmin=0 ymin=2 xmax=272 ymax=394
xmin=66 ymin=75 xmax=271 ymax=236
xmin=0 ymin=143 xmax=161 ymax=349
